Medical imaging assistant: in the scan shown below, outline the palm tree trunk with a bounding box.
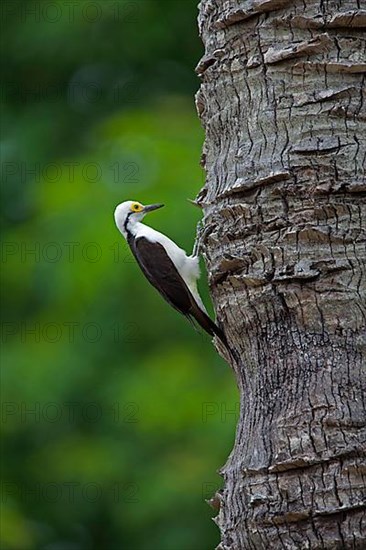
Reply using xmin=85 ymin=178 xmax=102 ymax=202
xmin=196 ymin=1 xmax=366 ymax=548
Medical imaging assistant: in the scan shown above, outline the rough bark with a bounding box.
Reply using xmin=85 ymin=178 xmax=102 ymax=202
xmin=195 ymin=1 xmax=366 ymax=548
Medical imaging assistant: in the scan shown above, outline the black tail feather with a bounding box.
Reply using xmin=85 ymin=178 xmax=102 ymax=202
xmin=187 ymin=303 xmax=242 ymax=368
xmin=188 ymin=303 xmax=228 ymax=349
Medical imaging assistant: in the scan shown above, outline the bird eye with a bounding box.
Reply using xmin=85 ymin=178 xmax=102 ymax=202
xmin=131 ymin=203 xmax=142 ymax=212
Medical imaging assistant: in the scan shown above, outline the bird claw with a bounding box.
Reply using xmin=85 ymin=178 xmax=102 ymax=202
xmin=193 ymin=220 xmax=204 ymax=257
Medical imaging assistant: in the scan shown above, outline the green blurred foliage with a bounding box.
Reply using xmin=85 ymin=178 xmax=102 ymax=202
xmin=1 ymin=1 xmax=238 ymax=549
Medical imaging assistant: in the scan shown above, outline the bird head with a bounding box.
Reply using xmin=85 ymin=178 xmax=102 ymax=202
xmin=114 ymin=200 xmax=164 ymax=236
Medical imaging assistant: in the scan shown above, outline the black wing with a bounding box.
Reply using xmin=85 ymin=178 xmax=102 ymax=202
xmin=128 ymin=236 xmax=228 ymax=346
xmin=129 ymin=236 xmax=192 ymax=314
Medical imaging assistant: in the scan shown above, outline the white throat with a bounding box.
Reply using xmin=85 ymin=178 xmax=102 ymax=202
xmin=124 ymin=216 xmax=143 ymax=238
xmin=114 ymin=211 xmax=144 ymax=239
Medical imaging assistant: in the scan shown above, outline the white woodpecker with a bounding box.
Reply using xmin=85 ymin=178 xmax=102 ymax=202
xmin=114 ymin=200 xmax=227 ymax=347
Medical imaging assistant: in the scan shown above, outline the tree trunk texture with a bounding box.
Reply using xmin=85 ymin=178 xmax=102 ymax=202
xmin=195 ymin=1 xmax=366 ymax=548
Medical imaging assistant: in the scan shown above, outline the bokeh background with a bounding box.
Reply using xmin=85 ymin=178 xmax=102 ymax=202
xmin=1 ymin=1 xmax=238 ymax=548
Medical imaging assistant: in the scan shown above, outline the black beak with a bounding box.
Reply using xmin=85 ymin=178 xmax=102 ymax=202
xmin=143 ymin=203 xmax=165 ymax=213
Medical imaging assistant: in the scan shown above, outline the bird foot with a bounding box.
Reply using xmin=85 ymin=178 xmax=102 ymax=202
xmin=193 ymin=220 xmax=206 ymax=257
